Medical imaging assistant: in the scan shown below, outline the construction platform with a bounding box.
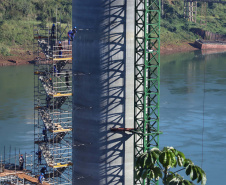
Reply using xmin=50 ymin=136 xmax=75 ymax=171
xmin=0 ymin=169 xmax=50 ymax=185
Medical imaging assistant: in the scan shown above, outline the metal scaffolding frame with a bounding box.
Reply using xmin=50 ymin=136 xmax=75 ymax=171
xmin=200 ymin=1 xmax=207 ymax=25
xmin=33 ymin=23 xmax=72 ymax=184
xmin=0 ymin=150 xmax=34 ymax=185
xmin=184 ymin=0 xmax=197 ymax=22
xmin=134 ymin=0 xmax=161 ymax=184
xmin=184 ymin=0 xmax=226 ymax=23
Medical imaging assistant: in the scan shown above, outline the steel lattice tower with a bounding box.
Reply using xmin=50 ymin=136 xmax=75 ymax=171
xmin=134 ymin=0 xmax=161 ymax=184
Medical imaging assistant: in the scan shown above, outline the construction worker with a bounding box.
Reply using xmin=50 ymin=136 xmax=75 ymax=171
xmin=67 ymin=30 xmax=73 ymax=45
xmin=43 ymin=126 xmax=48 ymax=142
xmin=46 ymin=95 xmax=51 ymax=108
xmin=72 ymin=26 xmax=77 ymax=41
xmin=65 ymin=71 xmax=70 ymax=87
xmin=19 ymin=154 xmax=24 ymax=170
xmin=49 ymin=78 xmax=53 ymax=87
xmin=53 ymin=64 xmax=58 ymax=74
xmin=40 ymin=166 xmax=47 ymax=175
xmin=36 ymin=150 xmax=42 ymax=164
xmin=58 ymin=41 xmax=63 ymax=58
xmin=38 ymin=173 xmax=44 ymax=184
xmin=51 ymin=23 xmax=55 ymax=38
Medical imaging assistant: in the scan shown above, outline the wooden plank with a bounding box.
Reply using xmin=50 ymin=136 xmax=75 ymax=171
xmin=52 ymin=128 xmax=72 ymax=133
xmin=50 ymin=162 xmax=72 ymax=169
xmin=53 ymin=57 xmax=72 ymax=61
xmin=0 ymin=170 xmax=50 ymax=185
xmin=17 ymin=173 xmax=50 ymax=185
xmin=52 ymin=93 xmax=72 ymax=97
xmin=0 ymin=169 xmax=23 ymax=177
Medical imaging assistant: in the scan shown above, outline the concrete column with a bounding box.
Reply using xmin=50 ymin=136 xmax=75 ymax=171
xmin=72 ymin=0 xmax=134 ymax=184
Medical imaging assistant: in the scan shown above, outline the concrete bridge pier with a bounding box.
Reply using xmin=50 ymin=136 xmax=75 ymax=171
xmin=72 ymin=0 xmax=134 ymax=184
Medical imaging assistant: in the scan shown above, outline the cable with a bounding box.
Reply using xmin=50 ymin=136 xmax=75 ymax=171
xmin=201 ymin=58 xmax=206 ymax=168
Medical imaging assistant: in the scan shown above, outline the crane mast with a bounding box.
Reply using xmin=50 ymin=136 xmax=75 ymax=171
xmin=134 ymin=0 xmax=161 ymax=184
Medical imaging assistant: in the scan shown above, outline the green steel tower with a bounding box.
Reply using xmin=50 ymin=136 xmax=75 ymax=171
xmin=134 ymin=0 xmax=161 ymax=184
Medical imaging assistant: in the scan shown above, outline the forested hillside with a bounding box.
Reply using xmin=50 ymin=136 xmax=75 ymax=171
xmin=0 ymin=0 xmax=226 ymax=56
xmin=0 ymin=0 xmax=72 ymax=56
xmin=161 ymin=0 xmax=226 ymax=45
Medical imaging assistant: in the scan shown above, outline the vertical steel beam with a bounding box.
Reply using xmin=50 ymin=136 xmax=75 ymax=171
xmin=134 ymin=0 xmax=161 ymax=184
xmin=200 ymin=2 xmax=207 ymax=25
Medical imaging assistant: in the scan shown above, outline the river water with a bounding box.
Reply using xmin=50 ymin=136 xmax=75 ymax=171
xmin=160 ymin=50 xmax=226 ymax=185
xmin=0 ymin=65 xmax=34 ymax=157
xmin=0 ymin=51 xmax=226 ymax=184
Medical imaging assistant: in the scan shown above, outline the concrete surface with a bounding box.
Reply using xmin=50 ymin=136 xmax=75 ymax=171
xmin=72 ymin=1 xmax=134 ymax=184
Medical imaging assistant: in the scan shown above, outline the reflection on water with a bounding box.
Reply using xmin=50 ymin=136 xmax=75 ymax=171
xmin=0 ymin=65 xmax=34 ymax=155
xmin=0 ymin=51 xmax=226 ymax=184
xmin=160 ymin=50 xmax=226 ymax=185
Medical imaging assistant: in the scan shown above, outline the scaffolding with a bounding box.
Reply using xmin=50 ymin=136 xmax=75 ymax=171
xmin=134 ymin=0 xmax=161 ymax=184
xmin=0 ymin=149 xmax=35 ymax=185
xmin=200 ymin=1 xmax=207 ymax=25
xmin=184 ymin=0 xmax=226 ymax=23
xmin=184 ymin=0 xmax=197 ymax=22
xmin=33 ymin=23 xmax=72 ymax=184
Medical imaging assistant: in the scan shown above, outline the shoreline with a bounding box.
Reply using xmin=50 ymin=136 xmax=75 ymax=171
xmin=0 ymin=49 xmax=34 ymax=67
xmin=160 ymin=41 xmax=199 ymax=55
xmin=0 ymin=42 xmax=200 ymax=67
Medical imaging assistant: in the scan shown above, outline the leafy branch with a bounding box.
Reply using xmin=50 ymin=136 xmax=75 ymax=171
xmin=135 ymin=147 xmax=207 ymax=185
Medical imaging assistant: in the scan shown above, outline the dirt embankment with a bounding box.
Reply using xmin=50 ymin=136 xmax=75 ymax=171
xmin=160 ymin=42 xmax=199 ymax=55
xmin=0 ymin=42 xmax=199 ymax=67
xmin=0 ymin=48 xmax=34 ymax=67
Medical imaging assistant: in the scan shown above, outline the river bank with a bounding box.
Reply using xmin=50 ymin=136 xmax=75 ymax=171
xmin=0 ymin=48 xmax=34 ymax=67
xmin=160 ymin=41 xmax=199 ymax=55
xmin=0 ymin=42 xmax=199 ymax=67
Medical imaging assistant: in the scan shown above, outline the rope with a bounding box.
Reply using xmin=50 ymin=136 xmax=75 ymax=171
xmin=201 ymin=58 xmax=206 ymax=168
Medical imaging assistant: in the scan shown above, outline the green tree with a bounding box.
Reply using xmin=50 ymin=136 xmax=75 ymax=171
xmin=135 ymin=147 xmax=207 ymax=185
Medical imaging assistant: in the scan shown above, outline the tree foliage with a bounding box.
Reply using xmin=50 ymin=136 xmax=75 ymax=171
xmin=0 ymin=0 xmax=72 ymax=50
xmin=161 ymin=0 xmax=226 ymax=45
xmin=135 ymin=147 xmax=207 ymax=185
xmin=0 ymin=0 xmax=72 ymax=22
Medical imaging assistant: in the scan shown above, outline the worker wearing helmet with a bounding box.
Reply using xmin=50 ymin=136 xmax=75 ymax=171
xmin=19 ymin=154 xmax=24 ymax=170
xmin=42 ymin=126 xmax=48 ymax=142
xmin=68 ymin=29 xmax=73 ymax=45
xmin=38 ymin=173 xmax=44 ymax=184
xmin=65 ymin=71 xmax=70 ymax=87
xmin=58 ymin=41 xmax=63 ymax=58
xmin=36 ymin=150 xmax=42 ymax=164
xmin=51 ymin=23 xmax=55 ymax=38
xmin=40 ymin=166 xmax=47 ymax=175
xmin=72 ymin=26 xmax=77 ymax=41
xmin=49 ymin=78 xmax=53 ymax=86
xmin=46 ymin=95 xmax=51 ymax=108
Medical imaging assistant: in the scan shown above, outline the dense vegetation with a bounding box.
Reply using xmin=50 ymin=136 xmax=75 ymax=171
xmin=135 ymin=147 xmax=207 ymax=185
xmin=0 ymin=0 xmax=226 ymax=55
xmin=0 ymin=0 xmax=72 ymax=55
xmin=161 ymin=0 xmax=226 ymax=45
